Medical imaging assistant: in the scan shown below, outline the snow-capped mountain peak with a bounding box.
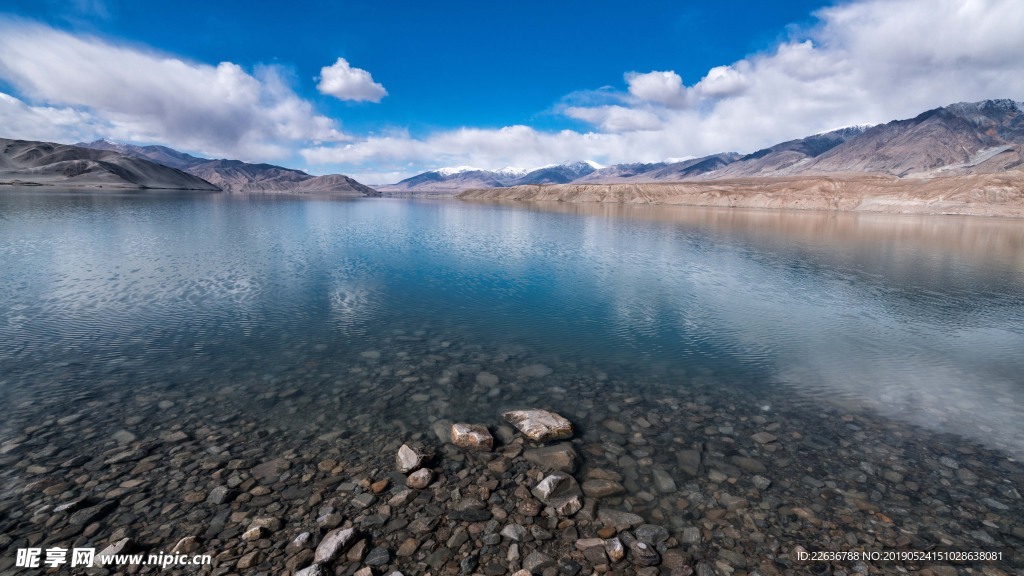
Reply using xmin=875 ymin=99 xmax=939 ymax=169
xmin=433 ymin=165 xmax=483 ymax=176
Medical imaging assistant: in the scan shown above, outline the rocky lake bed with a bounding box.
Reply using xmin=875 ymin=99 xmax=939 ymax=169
xmin=1 ymin=330 xmax=1021 ymax=576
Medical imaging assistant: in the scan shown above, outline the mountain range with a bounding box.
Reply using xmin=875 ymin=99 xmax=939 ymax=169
xmin=378 ymin=161 xmax=604 ymax=193
xmin=78 ymin=140 xmax=379 ymax=195
xmin=0 ymin=138 xmax=219 ymax=190
xmin=386 ymin=99 xmax=1024 ymax=192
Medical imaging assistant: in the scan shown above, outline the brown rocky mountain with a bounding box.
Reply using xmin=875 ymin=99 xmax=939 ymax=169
xmin=0 ymin=138 xmax=219 ymax=190
xmin=79 ymin=140 xmax=379 ymax=195
xmin=395 ymin=99 xmax=1024 ymax=192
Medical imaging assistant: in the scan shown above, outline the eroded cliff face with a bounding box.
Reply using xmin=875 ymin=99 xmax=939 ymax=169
xmin=457 ymin=173 xmax=1024 ymax=218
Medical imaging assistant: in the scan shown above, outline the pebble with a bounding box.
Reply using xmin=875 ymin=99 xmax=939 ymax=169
xmin=406 ymin=468 xmax=432 ymax=489
xmin=524 ymin=444 xmax=579 ymax=473
xmin=396 ymin=444 xmax=423 ymax=473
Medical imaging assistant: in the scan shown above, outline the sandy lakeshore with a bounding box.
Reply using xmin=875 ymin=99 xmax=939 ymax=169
xmin=457 ymin=173 xmax=1024 ymax=218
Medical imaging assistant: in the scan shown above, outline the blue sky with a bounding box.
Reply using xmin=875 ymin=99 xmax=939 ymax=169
xmin=2 ymin=0 xmax=1024 ymax=183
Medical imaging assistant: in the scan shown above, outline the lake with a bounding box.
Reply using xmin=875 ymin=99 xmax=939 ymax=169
xmin=1 ymin=188 xmax=1022 ymax=572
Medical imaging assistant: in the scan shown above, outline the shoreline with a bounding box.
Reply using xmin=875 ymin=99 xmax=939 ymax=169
xmin=456 ymin=173 xmax=1024 ymax=219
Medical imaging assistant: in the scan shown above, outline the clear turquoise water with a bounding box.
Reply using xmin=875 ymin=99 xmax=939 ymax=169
xmin=2 ymin=189 xmax=1024 ymax=455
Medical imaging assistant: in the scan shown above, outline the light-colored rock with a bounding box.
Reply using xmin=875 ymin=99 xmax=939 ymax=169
xmin=396 ymin=444 xmax=423 ymax=473
xmin=532 ymin=473 xmax=572 ymax=501
xmin=575 ymin=538 xmax=605 ymax=551
xmin=503 ymin=409 xmax=573 ymax=442
xmin=314 ymin=527 xmax=356 ymax=563
xmin=450 ymin=423 xmax=493 ymax=451
xmin=407 ymin=468 xmax=432 ymax=489
xmin=605 ymin=537 xmax=625 ymax=562
xmin=241 ymin=526 xmax=265 ymax=540
xmin=531 ymin=473 xmax=583 ymax=517
xmin=171 ymin=536 xmax=199 ymax=554
xmin=751 ymin=432 xmax=778 ymax=444
xmin=93 ymin=538 xmax=132 ymax=567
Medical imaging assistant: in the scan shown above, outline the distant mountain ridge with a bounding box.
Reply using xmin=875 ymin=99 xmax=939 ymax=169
xmin=386 ymin=99 xmax=1024 ymax=193
xmin=78 ymin=140 xmax=379 ymax=195
xmin=0 ymin=138 xmax=219 ymax=190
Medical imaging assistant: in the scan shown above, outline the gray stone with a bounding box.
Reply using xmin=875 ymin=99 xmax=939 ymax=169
xmin=597 ymin=509 xmax=644 ymax=531
xmin=206 ymin=486 xmax=235 ymax=505
xmin=500 ymin=524 xmax=528 ymax=541
xmin=651 ymin=467 xmax=677 ymax=493
xmin=352 ymin=493 xmax=376 ymax=509
xmin=752 ymin=475 xmax=772 ymax=490
xmin=751 ymin=432 xmax=777 ymax=444
xmin=523 ymin=444 xmax=578 ymax=473
xmin=251 ymin=458 xmax=290 ymax=483
xmin=314 ymin=527 xmax=356 ymax=563
xmin=522 ymin=550 xmax=555 ymax=572
xmin=635 ymin=524 xmax=670 ymax=544
xmin=503 ymin=409 xmax=573 ymax=442
xmin=69 ymin=501 xmax=116 ymax=526
xmin=431 ymin=419 xmax=453 ymax=443
xmin=677 ymin=450 xmax=702 ymax=476
xmin=365 ymin=547 xmax=390 ymax=566
xmin=731 ymin=456 xmax=767 ymax=473
xmin=681 ymin=526 xmax=701 ymax=544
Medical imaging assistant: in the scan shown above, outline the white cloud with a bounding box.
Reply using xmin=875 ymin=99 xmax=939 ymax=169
xmin=317 ymin=57 xmax=387 ymax=103
xmin=0 ymin=92 xmax=101 ymax=143
xmin=0 ymin=17 xmax=346 ymax=161
xmin=563 ymin=105 xmax=662 ymax=133
xmin=625 ymin=70 xmax=688 ymax=108
xmin=304 ymin=0 xmax=1024 ymax=179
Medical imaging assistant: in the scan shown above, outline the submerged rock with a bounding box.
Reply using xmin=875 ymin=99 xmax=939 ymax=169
xmin=523 ymin=444 xmax=579 ymax=473
xmin=503 ymin=409 xmax=573 ymax=442
xmin=450 ymin=423 xmax=493 ymax=451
